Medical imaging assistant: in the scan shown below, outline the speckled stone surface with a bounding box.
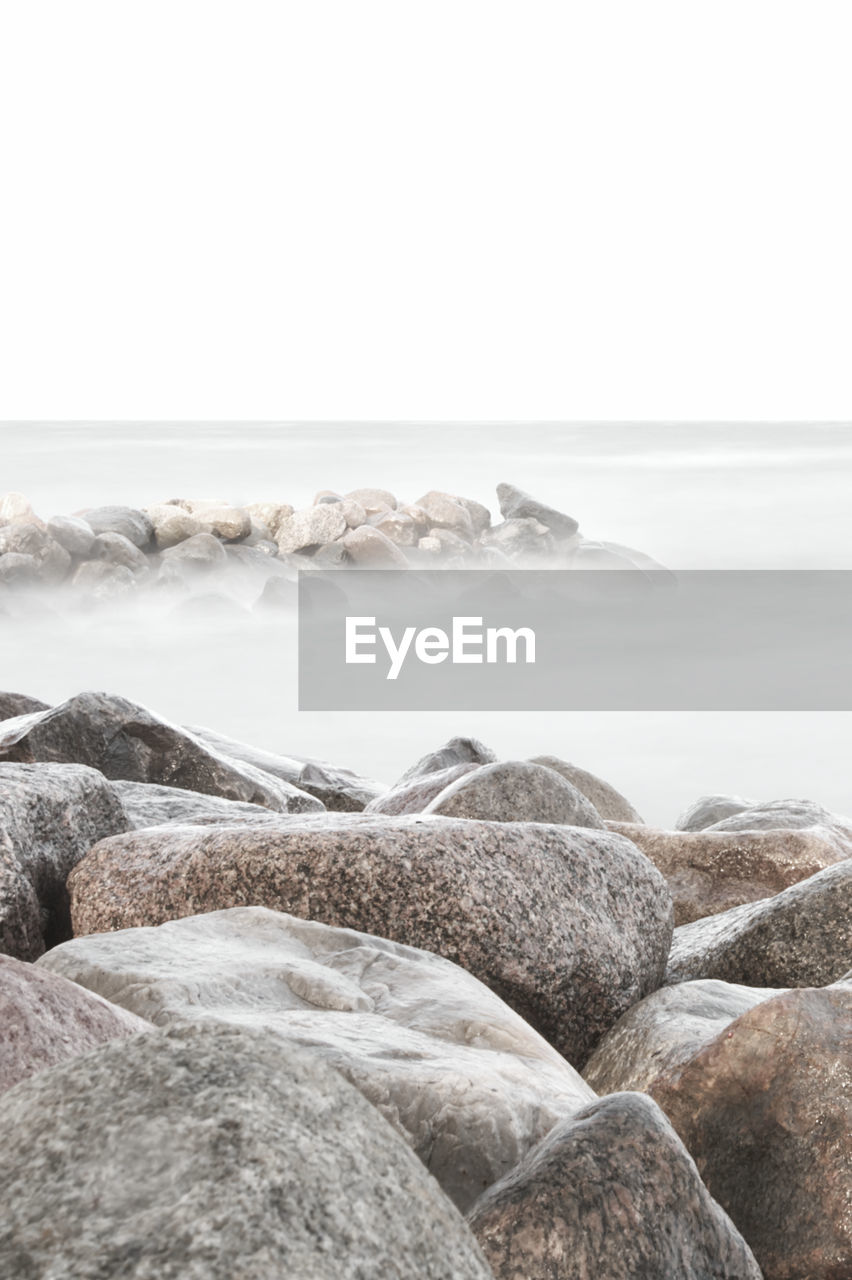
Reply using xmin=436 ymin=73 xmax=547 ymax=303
xmin=0 ymin=953 xmax=149 ymax=1093
xmin=666 ymin=857 xmax=852 ymax=985
xmin=67 ymin=815 xmax=673 ymax=1066
xmin=529 ymin=754 xmax=643 ymax=823
xmin=0 ymin=1023 xmax=493 ymax=1280
xmin=39 ymin=905 xmax=596 ymax=1211
xmin=0 ymin=762 xmax=128 ymax=960
xmin=424 ymin=761 xmax=606 ymax=829
xmin=112 ymin=780 xmax=290 ymax=829
xmin=608 ymin=819 xmax=850 ymax=924
xmin=394 ymin=736 xmax=498 ymax=786
xmin=0 ymin=693 xmax=50 ymax=721
xmin=0 ymin=692 xmax=323 ymax=813
xmin=468 ymin=1091 xmax=762 ymax=1280
xmin=705 ymin=797 xmax=852 ymax=838
xmin=675 ymin=794 xmax=756 ymax=831
xmin=364 ymin=762 xmax=479 ymax=815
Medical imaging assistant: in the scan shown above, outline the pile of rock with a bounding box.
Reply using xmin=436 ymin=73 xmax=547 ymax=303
xmin=0 ymin=484 xmax=666 ymax=609
xmin=1 ymin=687 xmax=849 ymax=1278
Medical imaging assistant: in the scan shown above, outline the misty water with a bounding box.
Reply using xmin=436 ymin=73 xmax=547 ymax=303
xmin=2 ymin=422 xmax=851 ymax=824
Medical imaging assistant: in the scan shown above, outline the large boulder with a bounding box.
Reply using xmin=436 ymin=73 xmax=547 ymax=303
xmin=0 ymin=693 xmax=49 ymax=721
xmin=112 ymin=780 xmax=294 ymax=829
xmin=424 ymin=761 xmax=605 ymax=828
xmin=0 ymin=953 xmax=148 ymax=1093
xmin=666 ymin=858 xmax=852 ymax=986
xmin=0 ymin=762 xmax=128 ymax=960
xmin=675 ymin=794 xmax=757 ymax=831
xmin=39 ymin=906 xmax=596 ymax=1210
xmin=705 ymin=797 xmax=852 ymax=839
xmin=607 ymin=819 xmax=850 ymax=925
xmin=66 ymin=815 xmax=673 ymax=1066
xmin=0 ymin=523 xmax=71 ymax=583
xmin=394 ymin=735 xmax=498 ymax=786
xmin=46 ymin=514 xmax=97 ymax=558
xmin=467 ymin=1091 xmax=762 ymax=1280
xmin=0 ymin=1023 xmax=492 ymax=1279
xmin=276 ymin=504 xmax=347 ymax=554
xmin=530 ymin=755 xmax=643 ymax=822
xmin=415 ymin=491 xmax=475 ymax=539
xmin=364 ymin=762 xmax=479 ymax=815
xmin=496 ymin=483 xmax=579 ymax=539
xmin=0 ymin=693 xmax=323 ymax=813
xmin=80 ymin=505 xmax=154 ymax=548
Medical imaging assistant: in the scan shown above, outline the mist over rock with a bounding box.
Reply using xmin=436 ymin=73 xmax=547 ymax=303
xmin=496 ymin=482 xmax=580 ymax=539
xmin=675 ymin=793 xmax=757 ymax=831
xmin=81 ymin=505 xmax=154 ymax=548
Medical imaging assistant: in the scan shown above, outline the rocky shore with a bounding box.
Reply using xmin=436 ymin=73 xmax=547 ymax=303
xmin=0 ymin=484 xmax=667 ymax=612
xmin=1 ymin=688 xmax=850 ymax=1277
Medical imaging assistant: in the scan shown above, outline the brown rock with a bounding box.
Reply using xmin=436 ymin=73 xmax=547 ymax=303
xmin=277 ymin=505 xmax=347 ymax=554
xmin=0 ymin=694 xmax=49 ymax=721
xmin=415 ymin=491 xmax=474 ymax=539
xmin=364 ymin=762 xmax=479 ymax=814
xmin=373 ymin=510 xmax=419 ymax=546
xmin=244 ymin=501 xmax=294 ymax=538
xmin=531 ymin=755 xmax=643 ymax=823
xmin=0 ymin=523 xmax=71 ymax=584
xmin=344 ymin=487 xmax=398 ymax=515
xmin=424 ymin=761 xmax=606 ymax=829
xmin=341 ymin=524 xmax=409 ymax=566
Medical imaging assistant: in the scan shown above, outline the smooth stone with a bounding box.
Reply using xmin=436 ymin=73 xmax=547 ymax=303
xmin=81 ymin=505 xmax=154 ymax=549
xmin=112 ymin=780 xmax=295 ymax=829
xmin=0 ymin=553 xmax=39 ymax=586
xmin=339 ymin=496 xmax=367 ymax=528
xmin=424 ymin=760 xmax=606 ymax=828
xmin=0 ymin=1023 xmax=492 ymax=1279
xmin=313 ymin=489 xmax=342 ymax=504
xmin=244 ymin=501 xmax=294 ymax=537
xmin=373 ymin=510 xmax=419 ymax=546
xmin=71 ymin=560 xmax=137 ymax=597
xmin=706 ymin=796 xmax=852 ymax=837
xmin=415 ymin=491 xmax=475 ymax=539
xmin=395 ymin=736 xmax=498 ymax=785
xmin=309 ymin=540 xmax=350 ymax=567
xmin=40 ymin=906 xmax=596 ymax=1211
xmin=0 ymin=524 xmax=71 ymax=583
xmin=364 ymin=762 xmax=480 ymax=814
xmin=159 ymin=530 xmax=227 ymax=568
xmin=46 ymin=514 xmax=97 ymax=558
xmin=0 ymin=953 xmax=149 ymax=1093
xmin=397 ymin=502 xmax=431 ymax=533
xmin=454 ymin=496 xmax=492 ymax=535
xmin=467 ymin=1091 xmax=762 ymax=1280
xmin=665 ymin=857 xmax=852 ymax=985
xmin=195 ymin=504 xmax=251 ymax=541
xmin=276 ymin=505 xmax=347 ymax=554
xmin=341 ymin=524 xmax=409 ymax=566
xmin=0 ymin=694 xmax=49 ymax=720
xmin=0 ymin=693 xmax=324 ymax=814
xmin=427 ymin=527 xmax=473 ymax=557
xmin=91 ymin=530 xmax=150 ymax=575
xmin=530 ymin=754 xmax=643 ymax=822
xmin=344 ymin=487 xmax=398 ymax=514
xmin=67 ymin=814 xmax=673 ymax=1067
xmin=144 ymin=503 xmax=203 ymax=549
xmin=609 ymin=818 xmax=852 ymax=924
xmin=0 ymin=762 xmax=128 ymax=960
xmin=496 ymin=482 xmax=579 ymax=539
xmin=676 ymin=794 xmax=758 ymax=831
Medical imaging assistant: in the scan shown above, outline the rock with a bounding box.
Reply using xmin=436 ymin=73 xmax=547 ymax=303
xmin=666 ymin=858 xmax=852 ymax=986
xmin=676 ymin=794 xmax=757 ymax=831
xmin=39 ymin=906 xmax=596 ymax=1210
xmin=395 ymin=736 xmax=498 ymax=785
xmin=91 ymin=530 xmax=150 ymax=575
xmin=427 ymin=527 xmax=474 ymax=557
xmin=418 ymin=534 xmax=443 ymax=554
xmin=345 ymin=487 xmax=397 ymax=514
xmin=576 ymin=539 xmax=670 ymax=575
xmin=339 ymin=496 xmax=367 ymax=528
xmin=244 ymin=501 xmax=294 ymax=537
xmin=276 ymin=505 xmax=347 ymax=554
xmin=46 ymin=514 xmax=97 ymax=558
xmin=0 ymin=553 xmax=39 ymax=586
xmin=81 ymin=505 xmax=154 ymax=548
xmin=482 ymin=517 xmax=554 ymax=557
xmin=706 ymin=797 xmax=852 ymax=838
xmin=415 ymin=491 xmax=475 ymax=539
xmin=67 ymin=815 xmax=673 ymax=1066
xmin=144 ymin=503 xmax=203 ymax=549
xmin=70 ymin=560 xmax=137 ymax=598
xmin=0 ymin=1023 xmax=492 ymax=1279
xmin=313 ymin=489 xmax=342 ymax=504
xmin=341 ymin=524 xmax=409 ymax=566
xmin=424 ymin=761 xmax=606 ymax=828
xmin=0 ymin=693 xmax=325 ymax=814
xmin=159 ymin=530 xmax=227 ymax=569
xmin=529 ymin=755 xmax=643 ymax=823
xmin=398 ymin=502 xmax=431 ymax=534
xmin=467 ymin=1091 xmax=762 ymax=1280
xmin=187 ymin=724 xmax=384 ymax=811
xmin=0 ymin=762 xmax=128 ymax=960
xmin=0 ymin=694 xmax=49 ymax=721
xmin=195 ymin=503 xmax=251 ymax=541
xmin=608 ymin=818 xmax=851 ymax=925
xmin=364 ymin=762 xmax=480 ymax=815
xmin=0 ymin=523 xmax=71 ymax=583
xmin=454 ymin=496 xmax=492 ymax=535
xmin=0 ymin=953 xmax=148 ymax=1093
xmin=0 ymin=492 xmax=36 ymax=525
xmin=112 ymin=781 xmax=295 ymax=829
xmin=309 ymin=540 xmax=350 ymax=567
xmin=373 ymin=510 xmax=419 ymax=546
xmin=496 ymin=483 xmax=579 ymax=539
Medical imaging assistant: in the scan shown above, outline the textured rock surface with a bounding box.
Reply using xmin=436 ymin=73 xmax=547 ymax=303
xmin=0 ymin=692 xmax=323 ymax=813
xmin=0 ymin=1023 xmax=492 ymax=1279
xmin=276 ymin=504 xmax=347 ymax=554
xmin=608 ymin=819 xmax=850 ymax=924
xmin=705 ymin=797 xmax=852 ymax=840
xmin=675 ymin=794 xmax=757 ymax=831
xmin=46 ymin=514 xmax=97 ymax=558
xmin=666 ymin=857 xmax=852 ymax=985
xmin=81 ymin=505 xmax=154 ymax=548
xmin=0 ymin=693 xmax=49 ymax=721
xmin=342 ymin=524 xmax=410 ymax=566
xmin=395 ymin=736 xmax=498 ymax=786
xmin=424 ymin=760 xmax=606 ymax=828
xmin=0 ymin=762 xmax=128 ymax=960
xmin=112 ymin=780 xmax=292 ymax=829
xmin=468 ymin=1091 xmax=762 ymax=1280
xmin=364 ymin=762 xmax=479 ymax=815
xmin=496 ymin=482 xmax=579 ymax=538
xmin=0 ymin=953 xmax=148 ymax=1093
xmin=68 ymin=815 xmax=673 ymax=1066
xmin=40 ymin=906 xmax=596 ymax=1210
xmin=530 ymin=754 xmax=643 ymax=822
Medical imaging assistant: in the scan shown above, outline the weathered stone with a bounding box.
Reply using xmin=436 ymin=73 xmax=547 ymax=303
xmin=482 ymin=517 xmax=554 ymax=557
xmin=313 ymin=489 xmax=342 ymax=504
xmin=666 ymin=857 xmax=852 ymax=985
xmin=496 ymin=483 xmax=579 ymax=539
xmin=345 ymin=487 xmax=397 ymax=514
xmin=418 ymin=534 xmax=443 ymax=554
xmin=0 ymin=953 xmax=149 ymax=1093
xmin=706 ymin=797 xmax=852 ymax=838
xmin=425 ymin=761 xmax=606 ymax=828
xmin=71 ymin=559 xmax=137 ymax=597
xmin=277 ymin=505 xmax=347 ymax=554
xmin=0 ymin=553 xmax=39 ymax=586
xmin=81 ymin=505 xmax=154 ymax=548
xmin=0 ymin=493 xmax=36 ymax=526
xmin=68 ymin=815 xmax=673 ymax=1066
xmin=530 ymin=755 xmax=643 ymax=823
xmin=395 ymin=736 xmax=498 ymax=785
xmin=112 ymin=781 xmax=294 ymax=829
xmin=244 ymin=501 xmax=294 ymax=537
xmin=0 ymin=523 xmax=71 ymax=583
xmin=46 ymin=514 xmax=97 ymax=558
xmin=454 ymin=496 xmax=492 ymax=535
xmin=675 ymin=793 xmax=757 ymax=831
xmin=364 ymin=762 xmax=480 ymax=815
xmin=468 ymin=1091 xmax=762 ymax=1280
xmin=0 ymin=694 xmax=49 ymax=721
xmin=196 ymin=503 xmax=251 ymax=541
xmin=159 ymin=531 xmax=227 ymax=569
xmin=341 ymin=524 xmax=409 ymax=566
xmin=609 ymin=818 xmax=851 ymax=925
xmin=398 ymin=502 xmax=431 ymax=533
xmin=0 ymin=1023 xmax=492 ymax=1279
xmin=309 ymin=540 xmax=350 ymax=567
xmin=40 ymin=906 xmax=596 ymax=1210
xmin=0 ymin=693 xmax=325 ymax=814
xmin=339 ymin=496 xmax=367 ymax=528
xmin=427 ymin=527 xmax=474 ymax=557
xmin=415 ymin=490 xmax=474 ymax=538
xmin=373 ymin=510 xmax=419 ymax=546
xmin=144 ymin=503 xmax=203 ymax=549
xmin=91 ymin=530 xmax=150 ymax=575
xmin=0 ymin=762 xmax=128 ymax=960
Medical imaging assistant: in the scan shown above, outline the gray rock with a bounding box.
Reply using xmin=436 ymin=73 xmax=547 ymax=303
xmin=91 ymin=530 xmax=150 ymax=575
xmin=342 ymin=524 xmax=409 ymax=566
xmin=0 ymin=523 xmax=71 ymax=583
xmin=144 ymin=504 xmax=203 ymax=549
xmin=0 ymin=762 xmax=128 ymax=960
xmin=0 ymin=554 xmax=39 ymax=586
xmin=0 ymin=1022 xmax=492 ymax=1279
xmin=309 ymin=540 xmax=350 ymax=567
xmin=468 ymin=1092 xmax=762 ymax=1280
xmin=46 ymin=514 xmax=97 ymax=558
xmin=395 ymin=735 xmax=498 ymax=785
xmin=482 ymin=517 xmax=554 ymax=557
xmin=39 ymin=906 xmax=596 ymax=1211
xmin=706 ymin=796 xmax=852 ymax=837
xmin=277 ymin=505 xmax=347 ymax=554
xmin=425 ymin=761 xmax=606 ymax=828
xmin=344 ymin=487 xmax=398 ymax=514
xmin=196 ymin=503 xmax=251 ymax=541
xmin=364 ymin=762 xmax=480 ymax=815
xmin=0 ymin=694 xmax=49 ymax=721
xmin=159 ymin=531 xmax=227 ymax=569
xmin=666 ymin=857 xmax=852 ymax=986
xmin=454 ymin=496 xmax=492 ymax=535
xmin=71 ymin=559 xmax=137 ymax=597
xmin=112 ymin=781 xmax=295 ymax=829
xmin=496 ymin=482 xmax=579 ymax=539
xmin=0 ymin=693 xmax=324 ymax=814
xmin=82 ymin=505 xmax=154 ymax=548
xmin=0 ymin=953 xmax=149 ymax=1094
xmin=67 ymin=814 xmax=673 ymax=1066
xmin=415 ymin=491 xmax=475 ymax=539
xmin=244 ymin=501 xmax=295 ymax=537
xmin=373 ymin=510 xmax=420 ymax=546
xmin=529 ymin=755 xmax=643 ymax=822
xmin=675 ymin=794 xmax=757 ymax=831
